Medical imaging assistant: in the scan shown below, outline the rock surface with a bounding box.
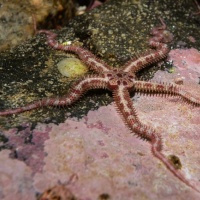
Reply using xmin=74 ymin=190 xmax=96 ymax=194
xmin=0 ymin=0 xmax=75 ymax=51
xmin=0 ymin=0 xmax=200 ymax=199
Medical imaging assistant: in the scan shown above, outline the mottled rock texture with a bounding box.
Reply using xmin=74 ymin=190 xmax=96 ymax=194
xmin=0 ymin=0 xmax=199 ymax=199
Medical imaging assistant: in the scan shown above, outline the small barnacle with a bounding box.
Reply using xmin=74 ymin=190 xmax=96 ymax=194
xmin=57 ymin=57 xmax=88 ymax=78
xmin=98 ymin=193 xmax=111 ymax=200
xmin=37 ymin=184 xmax=77 ymax=200
xmin=174 ymin=77 xmax=184 ymax=85
xmin=168 ymin=154 xmax=182 ymax=170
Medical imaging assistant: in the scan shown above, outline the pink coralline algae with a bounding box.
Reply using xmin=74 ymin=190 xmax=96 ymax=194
xmin=0 ymin=48 xmax=200 ymax=200
xmin=1 ymin=123 xmax=50 ymax=174
xmin=0 ymin=150 xmax=35 ymax=200
xmin=34 ymin=100 xmax=200 ymax=199
xmin=34 ymin=45 xmax=200 ymax=199
xmin=168 ymin=48 xmax=200 ymax=83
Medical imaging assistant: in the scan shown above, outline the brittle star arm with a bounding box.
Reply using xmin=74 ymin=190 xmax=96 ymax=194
xmin=113 ymin=86 xmax=163 ymax=143
xmin=38 ymin=30 xmax=112 ymax=73
xmin=134 ymin=81 xmax=200 ymax=105
xmin=122 ymin=18 xmax=172 ymax=74
xmin=0 ymin=75 xmax=109 ymax=116
xmin=113 ymin=86 xmax=200 ymax=192
xmin=122 ymin=42 xmax=169 ymax=74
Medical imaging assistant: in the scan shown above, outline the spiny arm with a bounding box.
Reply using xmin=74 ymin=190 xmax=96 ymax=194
xmin=0 ymin=76 xmax=108 ymax=116
xmin=123 ymin=18 xmax=172 ymax=74
xmin=113 ymin=86 xmax=200 ymax=192
xmin=134 ymin=81 xmax=200 ymax=106
xmin=113 ymin=86 xmax=162 ymax=143
xmin=122 ymin=46 xmax=169 ymax=74
xmin=38 ymin=30 xmax=112 ymax=73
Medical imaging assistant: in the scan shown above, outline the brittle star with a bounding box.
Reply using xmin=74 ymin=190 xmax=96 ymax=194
xmin=0 ymin=19 xmax=200 ymax=192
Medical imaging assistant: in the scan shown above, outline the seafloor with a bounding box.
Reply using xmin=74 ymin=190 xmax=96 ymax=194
xmin=0 ymin=0 xmax=200 ymax=199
